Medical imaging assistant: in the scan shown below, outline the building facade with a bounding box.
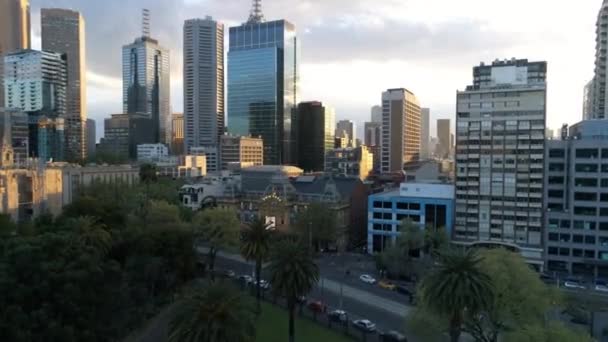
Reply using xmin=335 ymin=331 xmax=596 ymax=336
xmin=41 ymin=8 xmax=87 ymax=160
xmin=454 ymin=58 xmax=547 ymax=267
xmin=122 ymin=32 xmax=170 ymax=145
xmin=583 ymin=80 xmax=593 ymax=121
xmin=220 ymin=135 xmax=264 ymax=170
xmin=38 ymin=116 xmax=65 ymax=162
xmin=367 ymin=183 xmax=454 ymax=254
xmin=371 ymin=105 xmax=382 ymax=124
xmin=296 ymin=101 xmax=335 ymax=172
xmin=420 ymin=108 xmax=430 ymax=160
xmin=137 ymin=143 xmax=168 ymax=162
xmin=0 ymin=109 xmax=28 ymax=163
xmin=336 ymin=120 xmax=356 ymax=148
xmin=190 ymin=146 xmax=219 ymax=173
xmin=381 ymin=88 xmax=421 ymax=173
xmin=325 ymin=146 xmax=373 ymax=181
xmin=545 ymin=120 xmax=608 ymax=278
xmin=171 ymin=113 xmax=184 ymax=155
xmin=183 ymin=17 xmax=224 ymax=153
xmin=0 ymin=0 xmax=30 ymax=108
xmin=227 ymin=6 xmax=298 ymax=165
xmin=436 ymin=119 xmax=451 ymax=159
xmin=590 ymin=1 xmax=608 ymax=119
xmin=86 ymin=118 xmax=95 ymax=159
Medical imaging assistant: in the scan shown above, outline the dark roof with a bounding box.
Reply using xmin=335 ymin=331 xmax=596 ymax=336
xmin=290 ymin=176 xmax=361 ymax=198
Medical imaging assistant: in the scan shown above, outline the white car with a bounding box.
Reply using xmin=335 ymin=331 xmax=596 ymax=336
xmin=352 ymin=319 xmax=376 ymax=332
xmin=595 ymin=282 xmax=608 ymax=292
xmin=564 ymin=279 xmax=585 ymax=290
xmin=359 ymin=274 xmax=377 ymax=284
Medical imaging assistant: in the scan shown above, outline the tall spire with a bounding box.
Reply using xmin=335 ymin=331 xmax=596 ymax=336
xmin=142 ymin=8 xmax=150 ymax=37
xmin=247 ymin=0 xmax=265 ymax=24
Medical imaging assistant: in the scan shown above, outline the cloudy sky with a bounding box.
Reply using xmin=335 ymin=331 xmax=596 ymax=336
xmin=31 ymin=0 xmax=600 ymax=140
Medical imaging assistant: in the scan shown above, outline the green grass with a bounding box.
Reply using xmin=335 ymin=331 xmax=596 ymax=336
xmin=256 ymin=302 xmax=353 ymax=342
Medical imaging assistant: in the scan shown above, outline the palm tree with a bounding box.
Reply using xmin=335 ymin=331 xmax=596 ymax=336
xmin=240 ymin=217 xmax=274 ymax=312
xmin=269 ymin=239 xmax=320 ymax=342
xmin=69 ymin=216 xmax=112 ymax=255
xmin=420 ymin=248 xmax=494 ymax=342
xmin=169 ymin=283 xmax=256 ymax=342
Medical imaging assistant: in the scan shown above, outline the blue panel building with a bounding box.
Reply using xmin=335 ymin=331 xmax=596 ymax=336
xmin=367 ymin=183 xmax=454 ymax=253
xmin=227 ymin=3 xmax=298 ymax=165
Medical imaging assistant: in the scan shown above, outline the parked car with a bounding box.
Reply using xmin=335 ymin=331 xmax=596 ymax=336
xmin=379 ymin=330 xmax=408 ymax=342
xmin=359 ymin=274 xmax=377 ymax=284
xmin=352 ymin=319 xmax=376 ymax=332
xmin=238 ymin=275 xmax=253 ymax=284
xmin=595 ymin=280 xmax=608 ymax=292
xmin=378 ymin=280 xmax=396 ymax=290
xmin=307 ymin=300 xmax=327 ymax=313
xmin=328 ymin=309 xmax=348 ymax=323
xmin=564 ymin=278 xmax=586 ymax=290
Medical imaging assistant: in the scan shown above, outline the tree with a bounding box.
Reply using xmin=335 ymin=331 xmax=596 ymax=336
xmin=193 ymin=208 xmax=240 ymax=280
xmin=419 ymin=248 xmax=494 ymax=342
xmin=68 ymin=216 xmax=112 ymax=256
xmin=139 ymin=163 xmax=158 ymax=184
xmin=269 ymin=239 xmax=320 ymax=342
xmin=423 ymin=225 xmax=448 ymax=255
xmin=169 ymin=283 xmax=256 ymax=342
xmin=504 ymin=322 xmax=592 ymax=342
xmin=240 ymin=217 xmax=274 ymax=312
xmin=294 ymin=202 xmax=338 ymax=251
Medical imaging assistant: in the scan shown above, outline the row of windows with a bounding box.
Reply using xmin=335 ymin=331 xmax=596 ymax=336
xmin=547 ymin=219 xmax=603 ymax=230
xmin=548 ymin=233 xmax=600 ymax=244
xmin=548 ymin=163 xmax=608 ymax=173
xmin=547 ymin=247 xmax=599 ymax=259
xmin=372 ymin=201 xmax=421 ymax=210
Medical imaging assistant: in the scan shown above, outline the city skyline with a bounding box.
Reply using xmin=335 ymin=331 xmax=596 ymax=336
xmin=27 ymin=0 xmax=599 ymax=140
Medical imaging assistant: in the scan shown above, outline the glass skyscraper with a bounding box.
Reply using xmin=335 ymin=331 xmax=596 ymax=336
xmin=228 ymin=16 xmax=298 ymax=165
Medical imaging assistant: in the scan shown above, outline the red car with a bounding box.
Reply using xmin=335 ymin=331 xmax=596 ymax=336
xmin=307 ymin=300 xmax=327 ymax=313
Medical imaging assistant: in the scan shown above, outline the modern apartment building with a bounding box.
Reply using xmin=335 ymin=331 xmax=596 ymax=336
xmin=420 ymin=108 xmax=430 ymax=160
xmin=589 ymin=0 xmax=608 ymax=119
xmin=137 ymin=143 xmax=168 ymax=162
xmin=122 ymin=11 xmax=170 ymax=145
xmin=37 ymin=116 xmax=65 ymax=162
xmin=220 ymin=135 xmax=264 ymax=170
xmin=436 ymin=119 xmax=451 ymax=159
xmin=336 ymin=120 xmax=356 ymax=148
xmin=41 ymin=8 xmax=87 ymax=160
xmin=227 ymin=2 xmax=298 ymax=165
xmin=183 ymin=17 xmax=224 ymax=153
xmin=545 ymin=120 xmax=608 ymax=278
xmin=296 ymin=101 xmax=335 ymax=172
xmin=4 ymin=50 xmax=67 ymax=159
xmin=454 ymin=58 xmax=547 ymax=268
xmin=325 ymin=146 xmax=373 ymax=181
xmin=0 ymin=0 xmax=31 ymax=108
xmin=381 ymin=88 xmax=421 ymax=173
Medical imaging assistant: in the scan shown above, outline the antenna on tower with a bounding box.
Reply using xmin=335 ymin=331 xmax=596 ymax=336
xmin=247 ymin=0 xmax=265 ymax=24
xmin=142 ymin=8 xmax=150 ymax=37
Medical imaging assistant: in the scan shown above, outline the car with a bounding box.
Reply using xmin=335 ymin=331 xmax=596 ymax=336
xmin=221 ymin=270 xmax=236 ymax=278
xmin=595 ymin=281 xmax=608 ymax=292
xmin=359 ymin=274 xmax=377 ymax=284
xmin=352 ymin=319 xmax=376 ymax=333
xmin=327 ymin=309 xmax=348 ymax=323
xmin=238 ymin=275 xmax=253 ymax=284
xmin=254 ymin=279 xmax=270 ymax=290
xmin=378 ymin=280 xmax=396 ymax=290
xmin=395 ymin=285 xmax=412 ymax=296
xmin=307 ymin=300 xmax=327 ymax=313
xmin=564 ymin=279 xmax=586 ymax=290
xmin=379 ymin=330 xmax=408 ymax=342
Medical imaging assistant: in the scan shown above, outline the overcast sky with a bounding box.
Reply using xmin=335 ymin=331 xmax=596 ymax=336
xmin=31 ymin=0 xmax=600 ymax=140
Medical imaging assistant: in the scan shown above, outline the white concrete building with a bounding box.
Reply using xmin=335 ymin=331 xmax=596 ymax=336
xmin=190 ymin=145 xmax=219 ymax=172
xmin=137 ymin=143 xmax=168 ymax=162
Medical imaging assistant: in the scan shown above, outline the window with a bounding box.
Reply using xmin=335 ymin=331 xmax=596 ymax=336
xmin=576 ymin=164 xmax=598 ymax=172
xmin=601 ymin=222 xmax=608 ymax=231
xmin=373 ymin=212 xmax=382 ymax=219
xmin=602 ymin=165 xmax=608 ymax=172
xmin=574 ymin=207 xmax=597 ymax=216
xmin=373 ymin=201 xmax=382 ymax=208
xmin=549 ymin=176 xmax=564 ymax=184
xmin=585 ymin=250 xmax=595 ymax=258
xmin=548 ymin=190 xmax=563 ymax=198
xmin=560 ymin=220 xmax=571 ymax=228
xmin=573 ymin=249 xmax=583 ymax=257
xmin=576 ymin=149 xmax=599 ymax=159
xmin=602 ymin=149 xmax=608 ymax=158
xmin=396 ymin=202 xmax=408 ymax=210
xmin=548 ymin=219 xmax=559 ymax=229
xmin=382 ymin=202 xmax=392 ymax=209
xmin=575 ymin=178 xmax=597 ymax=187
xmin=573 ymin=235 xmax=583 ymax=243
xmin=373 ymin=224 xmax=382 ymax=231
xmin=601 ymin=208 xmax=608 ymax=216
xmin=410 ymin=203 xmax=421 ymax=210
xmin=549 ymin=163 xmax=565 ymax=171
xmin=601 ymin=194 xmax=608 ymax=202
xmin=548 ymin=247 xmax=558 ymax=255
xmin=574 ymin=192 xmax=597 ymax=201
xmin=549 ymin=149 xmax=565 ymax=158
xmin=383 ymin=213 xmax=392 ymax=220
xmin=396 ymin=214 xmax=407 ymax=221
xmin=560 ymin=234 xmax=571 ymax=242
xmin=548 ymin=203 xmax=563 ymax=211
xmin=559 ymin=248 xmax=570 ymax=256
xmin=603 ymin=179 xmax=608 ymax=188
xmin=548 ymin=233 xmax=558 ymax=241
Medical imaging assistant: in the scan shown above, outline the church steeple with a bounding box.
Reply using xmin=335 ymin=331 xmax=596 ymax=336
xmin=247 ymin=0 xmax=265 ymax=24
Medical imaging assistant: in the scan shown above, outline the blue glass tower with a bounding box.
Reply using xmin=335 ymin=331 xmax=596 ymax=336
xmin=227 ymin=1 xmax=298 ymax=165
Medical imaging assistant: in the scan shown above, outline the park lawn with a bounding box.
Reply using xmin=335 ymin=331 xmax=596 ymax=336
xmin=256 ymin=302 xmax=353 ymax=342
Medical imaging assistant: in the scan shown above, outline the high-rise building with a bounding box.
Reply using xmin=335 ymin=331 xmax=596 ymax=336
xmin=220 ymin=135 xmax=264 ymax=170
xmin=436 ymin=119 xmax=451 ymax=159
xmin=420 ymin=108 xmax=430 ymax=160
xmin=227 ymin=1 xmax=298 ymax=165
xmin=296 ymin=101 xmax=335 ymax=172
xmin=171 ymin=113 xmax=184 ymax=155
xmin=190 ymin=146 xmax=219 ymax=172
xmin=454 ymin=58 xmax=547 ymax=268
xmin=122 ymin=10 xmax=170 ymax=145
xmin=0 ymin=0 xmax=31 ymax=109
xmin=336 ymin=120 xmax=356 ymax=148
xmin=4 ymin=50 xmax=67 ymax=159
xmin=98 ymin=114 xmax=130 ymax=160
xmin=544 ymin=120 xmax=608 ymax=277
xmin=583 ymin=80 xmax=593 ymax=121
xmin=0 ymin=109 xmax=28 ymax=163
xmin=41 ymin=8 xmax=87 ymax=160
xmin=371 ymin=105 xmax=382 ymax=124
xmin=37 ymin=116 xmax=65 ymax=162
xmin=590 ymin=1 xmax=608 ymax=119
xmin=364 ymin=121 xmax=381 ymax=172
xmin=183 ymin=17 xmax=224 ymax=153
xmin=325 ymin=146 xmax=373 ymax=181
xmin=381 ymin=88 xmax=421 ymax=173
xmin=86 ymin=118 xmax=95 ymax=159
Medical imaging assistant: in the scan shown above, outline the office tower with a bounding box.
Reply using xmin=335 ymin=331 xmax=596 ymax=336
xmin=545 ymin=120 xmax=608 ymax=276
xmin=98 ymin=114 xmax=130 ymax=160
xmin=381 ymin=88 xmax=421 ymax=173
xmin=183 ymin=17 xmax=224 ymax=153
xmin=364 ymin=121 xmax=381 ymax=172
xmin=295 ymin=101 xmax=335 ymax=172
xmin=454 ymin=58 xmax=547 ymax=267
xmin=336 ymin=120 xmax=356 ymax=148
xmin=590 ymin=1 xmax=608 ymax=119
xmin=0 ymin=0 xmax=31 ymax=108
xmin=371 ymin=105 xmax=382 ymax=123
xmin=436 ymin=119 xmax=451 ymax=159
xmin=37 ymin=116 xmax=65 ymax=162
xmin=4 ymin=50 xmax=67 ymax=159
xmin=325 ymin=146 xmax=373 ymax=180
xmin=227 ymin=1 xmax=298 ymax=165
xmin=86 ymin=118 xmax=95 ymax=159
xmin=41 ymin=8 xmax=87 ymax=160
xmin=583 ymin=80 xmax=593 ymax=121
xmin=122 ymin=9 xmax=170 ymax=145
xmin=171 ymin=113 xmax=184 ymax=155
xmin=420 ymin=108 xmax=430 ymax=160
xmin=220 ymin=135 xmax=264 ymax=170
xmin=0 ymin=109 xmax=28 ymax=163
